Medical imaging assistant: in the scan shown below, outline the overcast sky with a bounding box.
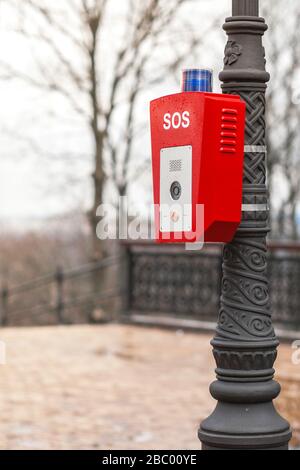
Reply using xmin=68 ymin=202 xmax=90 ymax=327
xmin=0 ymin=0 xmax=248 ymax=227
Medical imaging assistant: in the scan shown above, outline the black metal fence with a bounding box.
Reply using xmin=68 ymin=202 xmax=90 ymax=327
xmin=125 ymin=241 xmax=300 ymax=331
xmin=1 ymin=242 xmax=300 ymax=330
xmin=0 ymin=256 xmax=123 ymax=326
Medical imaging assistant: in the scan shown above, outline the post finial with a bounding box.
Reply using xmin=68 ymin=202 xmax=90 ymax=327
xmin=232 ymin=0 xmax=259 ymax=17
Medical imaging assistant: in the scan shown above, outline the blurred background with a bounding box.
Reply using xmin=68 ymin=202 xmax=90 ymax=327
xmin=0 ymin=0 xmax=299 ymax=450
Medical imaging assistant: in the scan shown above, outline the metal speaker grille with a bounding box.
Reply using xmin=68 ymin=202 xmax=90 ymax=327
xmin=169 ymin=159 xmax=182 ymax=172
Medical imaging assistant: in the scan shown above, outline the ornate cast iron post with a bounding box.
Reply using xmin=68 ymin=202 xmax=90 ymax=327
xmin=199 ymin=0 xmax=292 ymax=450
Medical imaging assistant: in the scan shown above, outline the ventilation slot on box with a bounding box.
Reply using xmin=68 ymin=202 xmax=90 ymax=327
xmin=220 ymin=108 xmax=238 ymax=154
xmin=169 ymin=159 xmax=182 ymax=172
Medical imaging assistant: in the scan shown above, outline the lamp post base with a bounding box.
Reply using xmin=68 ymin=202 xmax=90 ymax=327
xmin=199 ymin=399 xmax=292 ymax=450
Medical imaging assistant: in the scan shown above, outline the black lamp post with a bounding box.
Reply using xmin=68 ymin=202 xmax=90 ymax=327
xmin=199 ymin=0 xmax=292 ymax=450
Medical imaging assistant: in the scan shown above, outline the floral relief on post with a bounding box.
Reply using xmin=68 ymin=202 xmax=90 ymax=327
xmin=224 ymin=40 xmax=243 ymax=65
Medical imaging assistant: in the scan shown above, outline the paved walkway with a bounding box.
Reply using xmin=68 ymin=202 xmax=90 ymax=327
xmin=0 ymin=324 xmax=299 ymax=450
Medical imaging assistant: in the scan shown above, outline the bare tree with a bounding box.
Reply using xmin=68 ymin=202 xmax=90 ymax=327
xmin=0 ymin=0 xmax=221 ymax=258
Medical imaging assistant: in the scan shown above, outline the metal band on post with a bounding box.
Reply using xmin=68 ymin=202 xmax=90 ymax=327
xmin=199 ymin=0 xmax=292 ymax=450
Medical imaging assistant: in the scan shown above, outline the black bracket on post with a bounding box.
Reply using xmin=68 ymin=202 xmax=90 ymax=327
xmin=199 ymin=0 xmax=292 ymax=450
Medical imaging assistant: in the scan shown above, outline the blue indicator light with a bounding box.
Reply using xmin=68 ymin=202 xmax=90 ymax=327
xmin=182 ymin=68 xmax=213 ymax=93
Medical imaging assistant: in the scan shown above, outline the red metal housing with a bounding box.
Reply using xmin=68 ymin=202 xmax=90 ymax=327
xmin=150 ymin=91 xmax=246 ymax=243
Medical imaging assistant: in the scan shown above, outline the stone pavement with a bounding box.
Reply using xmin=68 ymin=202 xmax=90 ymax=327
xmin=0 ymin=324 xmax=299 ymax=450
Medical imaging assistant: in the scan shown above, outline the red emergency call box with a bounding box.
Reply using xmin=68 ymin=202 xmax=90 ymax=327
xmin=150 ymin=91 xmax=246 ymax=244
